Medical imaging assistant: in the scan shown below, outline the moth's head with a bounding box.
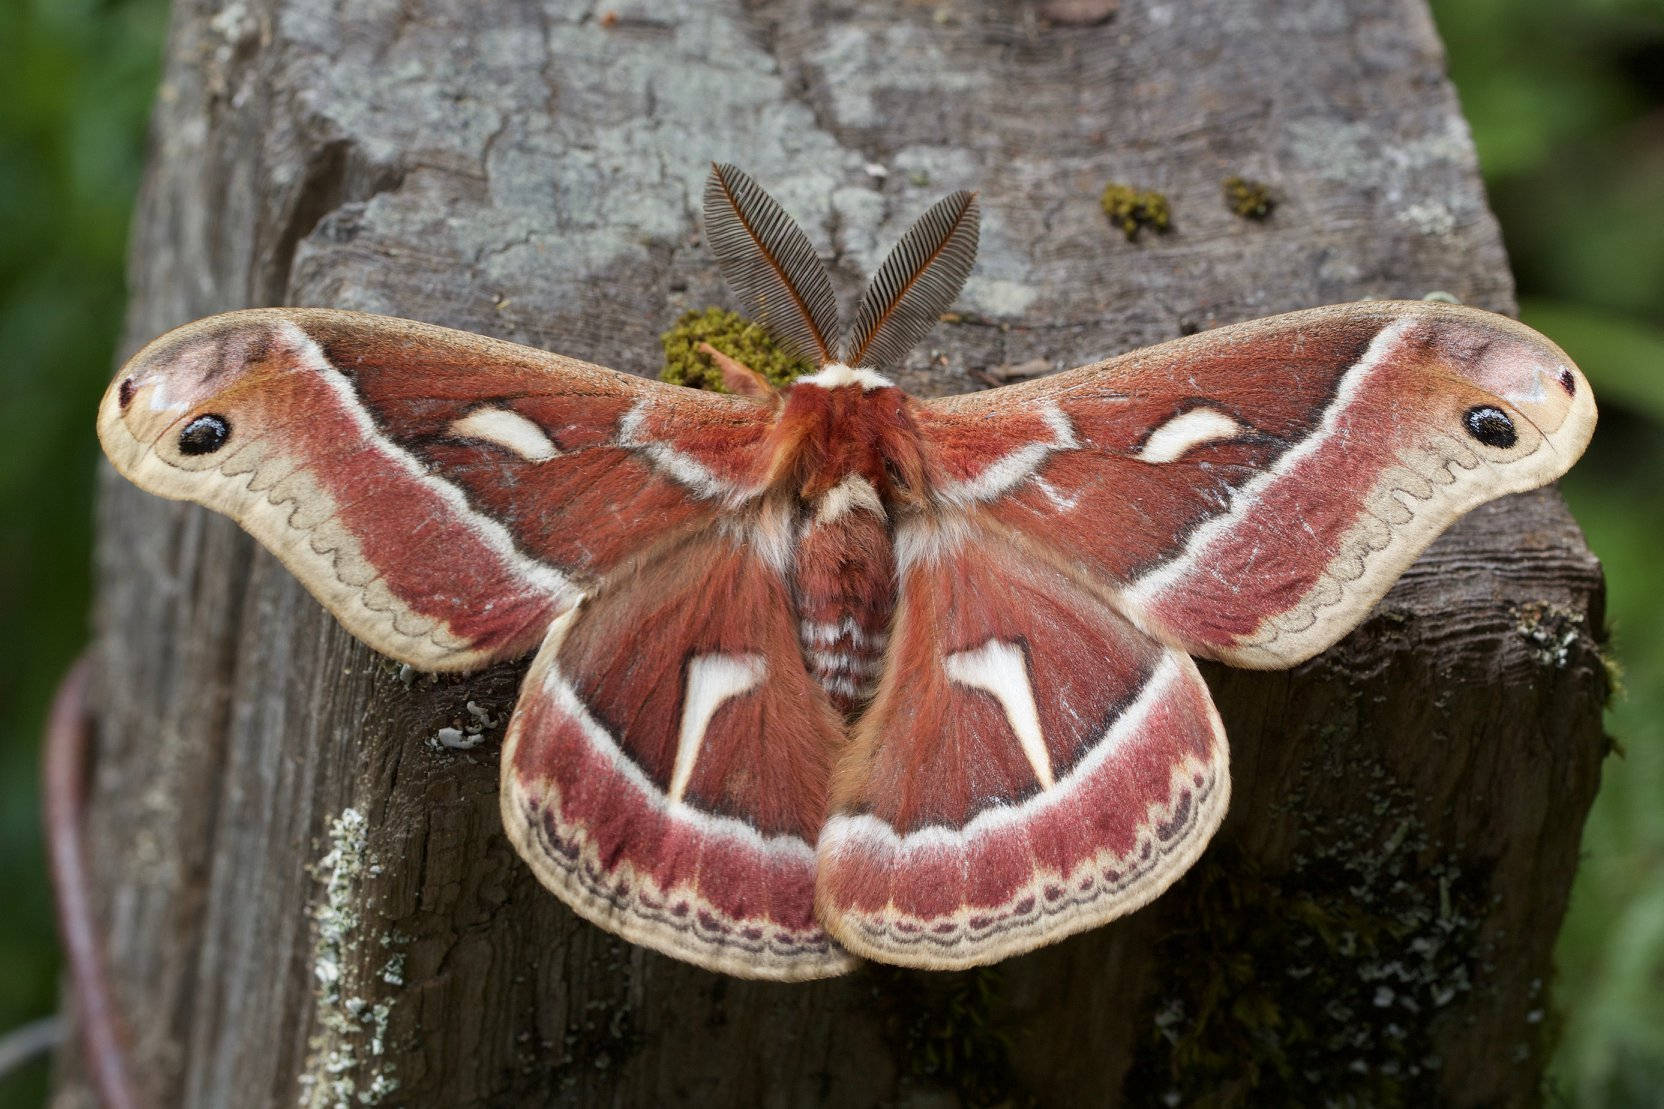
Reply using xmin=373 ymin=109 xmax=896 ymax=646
xmin=1405 ymin=303 xmax=1596 ymax=465
xmin=97 ymin=310 xmax=311 ymax=497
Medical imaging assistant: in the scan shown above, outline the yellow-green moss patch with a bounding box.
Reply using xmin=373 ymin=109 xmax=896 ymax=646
xmin=1223 ymin=175 xmax=1276 ymax=220
xmin=1100 ymin=182 xmax=1171 ymax=241
xmin=660 ymin=307 xmax=809 ymax=392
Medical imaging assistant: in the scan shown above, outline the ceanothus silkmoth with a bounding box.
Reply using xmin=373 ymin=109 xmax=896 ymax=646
xmin=98 ymin=164 xmax=1596 ymax=980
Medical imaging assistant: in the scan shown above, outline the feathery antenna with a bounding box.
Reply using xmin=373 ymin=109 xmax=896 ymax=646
xmin=703 ymin=164 xmax=842 ymax=367
xmin=841 ymin=190 xmax=979 ymax=370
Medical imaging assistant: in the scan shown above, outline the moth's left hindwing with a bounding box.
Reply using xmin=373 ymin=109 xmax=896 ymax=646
xmin=503 ymin=529 xmax=855 ymax=979
xmin=98 ymin=309 xmax=778 ymax=671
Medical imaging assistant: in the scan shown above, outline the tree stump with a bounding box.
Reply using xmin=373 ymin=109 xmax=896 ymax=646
xmin=62 ymin=0 xmax=1607 ymax=1105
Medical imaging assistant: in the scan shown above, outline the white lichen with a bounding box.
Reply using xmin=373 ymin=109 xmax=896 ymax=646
xmin=1512 ymin=602 xmax=1586 ymax=669
xmin=433 ymin=725 xmax=481 ymax=750
xmin=429 ymin=697 xmax=504 ymax=751
xmin=299 ymin=808 xmax=406 ymax=1108
xmin=1399 ymin=201 xmax=1457 ymax=237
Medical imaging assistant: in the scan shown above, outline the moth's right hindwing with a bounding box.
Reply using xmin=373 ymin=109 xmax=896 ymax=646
xmin=816 ymin=528 xmax=1229 ymax=969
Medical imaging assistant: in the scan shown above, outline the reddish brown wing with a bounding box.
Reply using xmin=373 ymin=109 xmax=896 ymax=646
xmin=913 ymin=301 xmax=1596 ymax=667
xmin=502 ymin=528 xmax=855 ymax=980
xmin=816 ymin=527 xmax=1228 ymax=968
xmin=98 ymin=308 xmax=779 ymax=670
xmin=103 ymin=307 xmax=854 ymax=978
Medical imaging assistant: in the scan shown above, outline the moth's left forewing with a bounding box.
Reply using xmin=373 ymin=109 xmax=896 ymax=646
xmin=917 ymin=302 xmax=1596 ymax=670
xmin=99 ymin=308 xmax=780 ymax=671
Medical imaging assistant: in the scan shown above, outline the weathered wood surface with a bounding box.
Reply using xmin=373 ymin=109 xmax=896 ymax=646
xmin=62 ymin=0 xmax=1607 ymax=1105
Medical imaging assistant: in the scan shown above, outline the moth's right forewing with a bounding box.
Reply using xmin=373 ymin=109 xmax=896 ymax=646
xmin=914 ymin=302 xmax=1596 ymax=668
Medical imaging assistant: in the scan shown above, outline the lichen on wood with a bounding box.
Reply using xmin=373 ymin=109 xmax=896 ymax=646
xmin=300 ymin=809 xmax=403 ymax=1109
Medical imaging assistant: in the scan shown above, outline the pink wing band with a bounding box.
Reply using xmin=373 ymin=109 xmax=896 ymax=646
xmin=818 ymin=650 xmax=1226 ymax=968
xmin=502 ymin=630 xmax=850 ymax=978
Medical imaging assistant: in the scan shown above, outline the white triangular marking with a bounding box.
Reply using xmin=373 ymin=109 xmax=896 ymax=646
xmin=669 ymin=653 xmax=767 ymax=805
xmin=943 ymin=639 xmax=1054 ymax=789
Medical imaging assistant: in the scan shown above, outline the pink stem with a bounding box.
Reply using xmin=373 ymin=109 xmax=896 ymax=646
xmin=43 ymin=654 xmax=139 ymax=1109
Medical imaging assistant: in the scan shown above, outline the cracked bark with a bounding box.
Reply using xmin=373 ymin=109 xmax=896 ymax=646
xmin=60 ymin=0 xmax=1606 ymax=1105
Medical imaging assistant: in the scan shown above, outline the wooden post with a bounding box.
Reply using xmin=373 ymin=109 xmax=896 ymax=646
xmin=64 ymin=0 xmax=1606 ymax=1104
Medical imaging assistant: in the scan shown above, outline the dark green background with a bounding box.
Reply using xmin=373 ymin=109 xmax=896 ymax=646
xmin=2 ymin=0 xmax=1660 ymax=1103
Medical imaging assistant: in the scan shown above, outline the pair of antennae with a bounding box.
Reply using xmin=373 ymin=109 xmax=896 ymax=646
xmin=703 ymin=163 xmax=980 ymax=372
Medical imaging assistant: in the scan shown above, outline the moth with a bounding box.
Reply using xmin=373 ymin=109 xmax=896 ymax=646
xmin=99 ymin=164 xmax=1596 ymax=981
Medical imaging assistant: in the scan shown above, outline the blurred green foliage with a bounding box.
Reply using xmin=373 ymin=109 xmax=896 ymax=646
xmin=1428 ymin=0 xmax=1664 ymax=1103
xmin=1428 ymin=1 xmax=1664 ymax=1103
xmin=0 ymin=0 xmax=167 ymax=1104
xmin=0 ymin=0 xmax=1659 ymax=1105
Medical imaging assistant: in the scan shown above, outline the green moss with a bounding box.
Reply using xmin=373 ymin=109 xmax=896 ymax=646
xmin=867 ymin=964 xmax=1035 ymax=1108
xmin=659 ymin=306 xmax=809 ymax=392
xmin=1128 ymin=772 xmax=1486 ymax=1106
xmin=1100 ymin=182 xmax=1171 ymax=241
xmin=1223 ymin=175 xmax=1276 ymax=220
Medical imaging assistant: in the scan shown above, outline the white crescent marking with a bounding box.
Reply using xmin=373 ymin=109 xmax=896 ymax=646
xmin=1136 ymin=407 xmax=1243 ymax=463
xmin=449 ymin=407 xmax=560 ymax=462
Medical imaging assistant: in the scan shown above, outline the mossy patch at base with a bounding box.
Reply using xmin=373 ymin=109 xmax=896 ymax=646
xmin=660 ymin=307 xmax=809 ymax=392
xmin=1128 ymin=765 xmax=1487 ymax=1107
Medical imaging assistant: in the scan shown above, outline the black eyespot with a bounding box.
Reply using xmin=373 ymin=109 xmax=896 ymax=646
xmin=1556 ymin=365 xmax=1576 ymax=396
xmin=117 ymin=378 xmax=136 ymax=410
xmin=1463 ymin=405 xmax=1516 ymax=449
xmin=178 ymin=414 xmax=232 ymax=455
